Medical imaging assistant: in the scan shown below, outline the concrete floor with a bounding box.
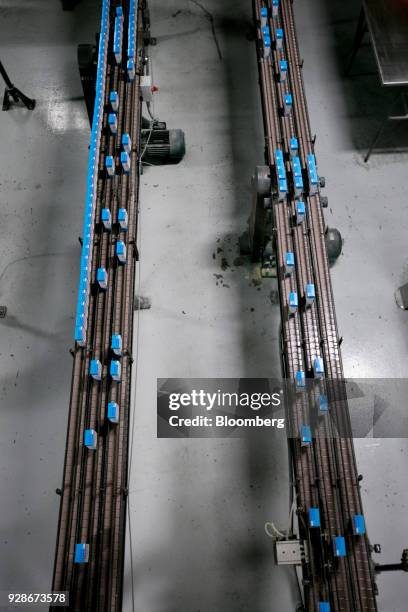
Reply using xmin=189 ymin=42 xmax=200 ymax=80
xmin=0 ymin=0 xmax=99 ymax=599
xmin=0 ymin=0 xmax=407 ymax=610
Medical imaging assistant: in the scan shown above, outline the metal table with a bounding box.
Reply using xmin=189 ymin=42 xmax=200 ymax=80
xmin=347 ymin=0 xmax=408 ymax=161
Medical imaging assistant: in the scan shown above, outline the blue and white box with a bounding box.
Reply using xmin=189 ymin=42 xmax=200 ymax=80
xmin=280 ymin=59 xmax=288 ymax=82
xmin=288 ymin=291 xmax=298 ymax=315
xmin=284 ymin=252 xmax=295 ymax=275
xmin=296 ymin=200 xmax=306 ymax=224
xmin=263 ymin=38 xmax=271 ymax=59
xmin=127 ymin=59 xmax=135 ymax=81
xmin=108 ymin=113 xmax=117 ymax=134
xmin=74 ymin=543 xmax=89 ymax=564
xmin=122 ymin=133 xmax=132 ymax=153
xmin=292 ymin=156 xmax=303 ymax=196
xmin=275 ymin=149 xmax=288 ymax=200
xmin=313 ymin=357 xmax=324 ymax=378
xmin=107 ymin=401 xmax=119 ymax=424
xmin=301 ymin=424 xmax=312 ymax=446
xmin=116 ymin=240 xmax=127 ymax=264
xmin=353 ymin=515 xmax=366 ymax=536
xmin=96 ymin=267 xmax=108 ymax=290
xmin=105 ymin=155 xmax=115 ymax=177
xmin=110 ymin=360 xmax=121 ymax=382
xmin=295 ymin=370 xmax=306 ymax=389
xmin=121 ymin=151 xmax=131 ymax=174
xmin=305 ymin=283 xmax=316 ymax=306
xmin=111 ymin=334 xmax=123 ymax=356
xmin=113 ymin=15 xmax=123 ymax=64
xmin=101 ymin=208 xmax=112 ymax=231
xmin=284 ymin=93 xmax=293 ymax=116
xmin=290 ymin=137 xmax=299 ymax=157
xmin=307 ymin=153 xmax=319 ymax=194
xmin=118 ymin=208 xmax=128 ymax=231
xmin=318 ymin=394 xmax=329 ymax=413
xmin=84 ymin=429 xmax=97 ymax=450
xmin=110 ymin=90 xmax=119 ymax=112
xmin=89 ymin=359 xmax=102 ymax=381
xmin=309 ymin=508 xmax=321 ymax=528
xmin=333 ymin=536 xmax=347 ymax=557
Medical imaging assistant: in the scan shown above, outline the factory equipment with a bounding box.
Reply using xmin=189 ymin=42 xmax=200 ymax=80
xmin=50 ymin=2 xmax=184 ymax=610
xmin=250 ymin=2 xmax=377 ymax=610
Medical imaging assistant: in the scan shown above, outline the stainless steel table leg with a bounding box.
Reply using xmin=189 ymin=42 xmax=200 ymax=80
xmin=364 ymin=90 xmax=402 ymax=162
xmin=346 ymin=7 xmax=367 ymax=76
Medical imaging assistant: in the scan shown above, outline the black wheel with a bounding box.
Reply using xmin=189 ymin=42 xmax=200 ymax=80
xmin=325 ymin=227 xmax=343 ymax=264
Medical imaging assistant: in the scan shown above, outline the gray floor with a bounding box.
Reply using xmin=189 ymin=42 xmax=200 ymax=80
xmin=0 ymin=0 xmax=99 ymax=598
xmin=0 ymin=0 xmax=407 ymax=611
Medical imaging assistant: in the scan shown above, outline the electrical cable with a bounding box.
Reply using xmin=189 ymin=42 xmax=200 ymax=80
xmin=264 ymin=521 xmax=286 ymax=539
xmin=187 ymin=0 xmax=222 ymax=60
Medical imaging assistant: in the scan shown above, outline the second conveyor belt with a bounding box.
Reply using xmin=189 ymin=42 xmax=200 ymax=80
xmin=254 ymin=1 xmax=377 ymax=610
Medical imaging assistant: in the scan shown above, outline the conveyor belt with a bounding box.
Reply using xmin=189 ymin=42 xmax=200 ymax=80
xmin=50 ymin=0 xmax=378 ymax=609
xmin=253 ymin=2 xmax=377 ymax=610
xmin=51 ymin=2 xmax=144 ymax=610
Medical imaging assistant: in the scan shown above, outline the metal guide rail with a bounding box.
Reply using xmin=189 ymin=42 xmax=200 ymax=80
xmin=252 ymin=1 xmax=378 ymax=610
xmin=51 ymin=1 xmax=145 ymax=609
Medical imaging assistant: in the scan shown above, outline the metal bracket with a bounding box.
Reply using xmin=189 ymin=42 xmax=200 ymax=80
xmin=375 ymin=548 xmax=408 ymax=573
xmin=248 ymin=165 xmax=272 ymax=263
xmin=274 ymin=539 xmax=308 ymax=566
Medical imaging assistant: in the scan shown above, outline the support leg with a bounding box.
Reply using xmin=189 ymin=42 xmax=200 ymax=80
xmin=345 ymin=7 xmax=367 ymax=76
xmin=364 ymin=118 xmax=388 ymax=162
xmin=364 ymin=91 xmax=401 ymax=162
xmin=0 ymin=61 xmax=35 ymax=111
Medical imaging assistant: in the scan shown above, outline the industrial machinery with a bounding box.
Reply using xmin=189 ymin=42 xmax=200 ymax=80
xmin=249 ymin=1 xmax=377 ymax=611
xmin=50 ymin=0 xmax=404 ymax=611
xmin=50 ymin=2 xmax=184 ymax=610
